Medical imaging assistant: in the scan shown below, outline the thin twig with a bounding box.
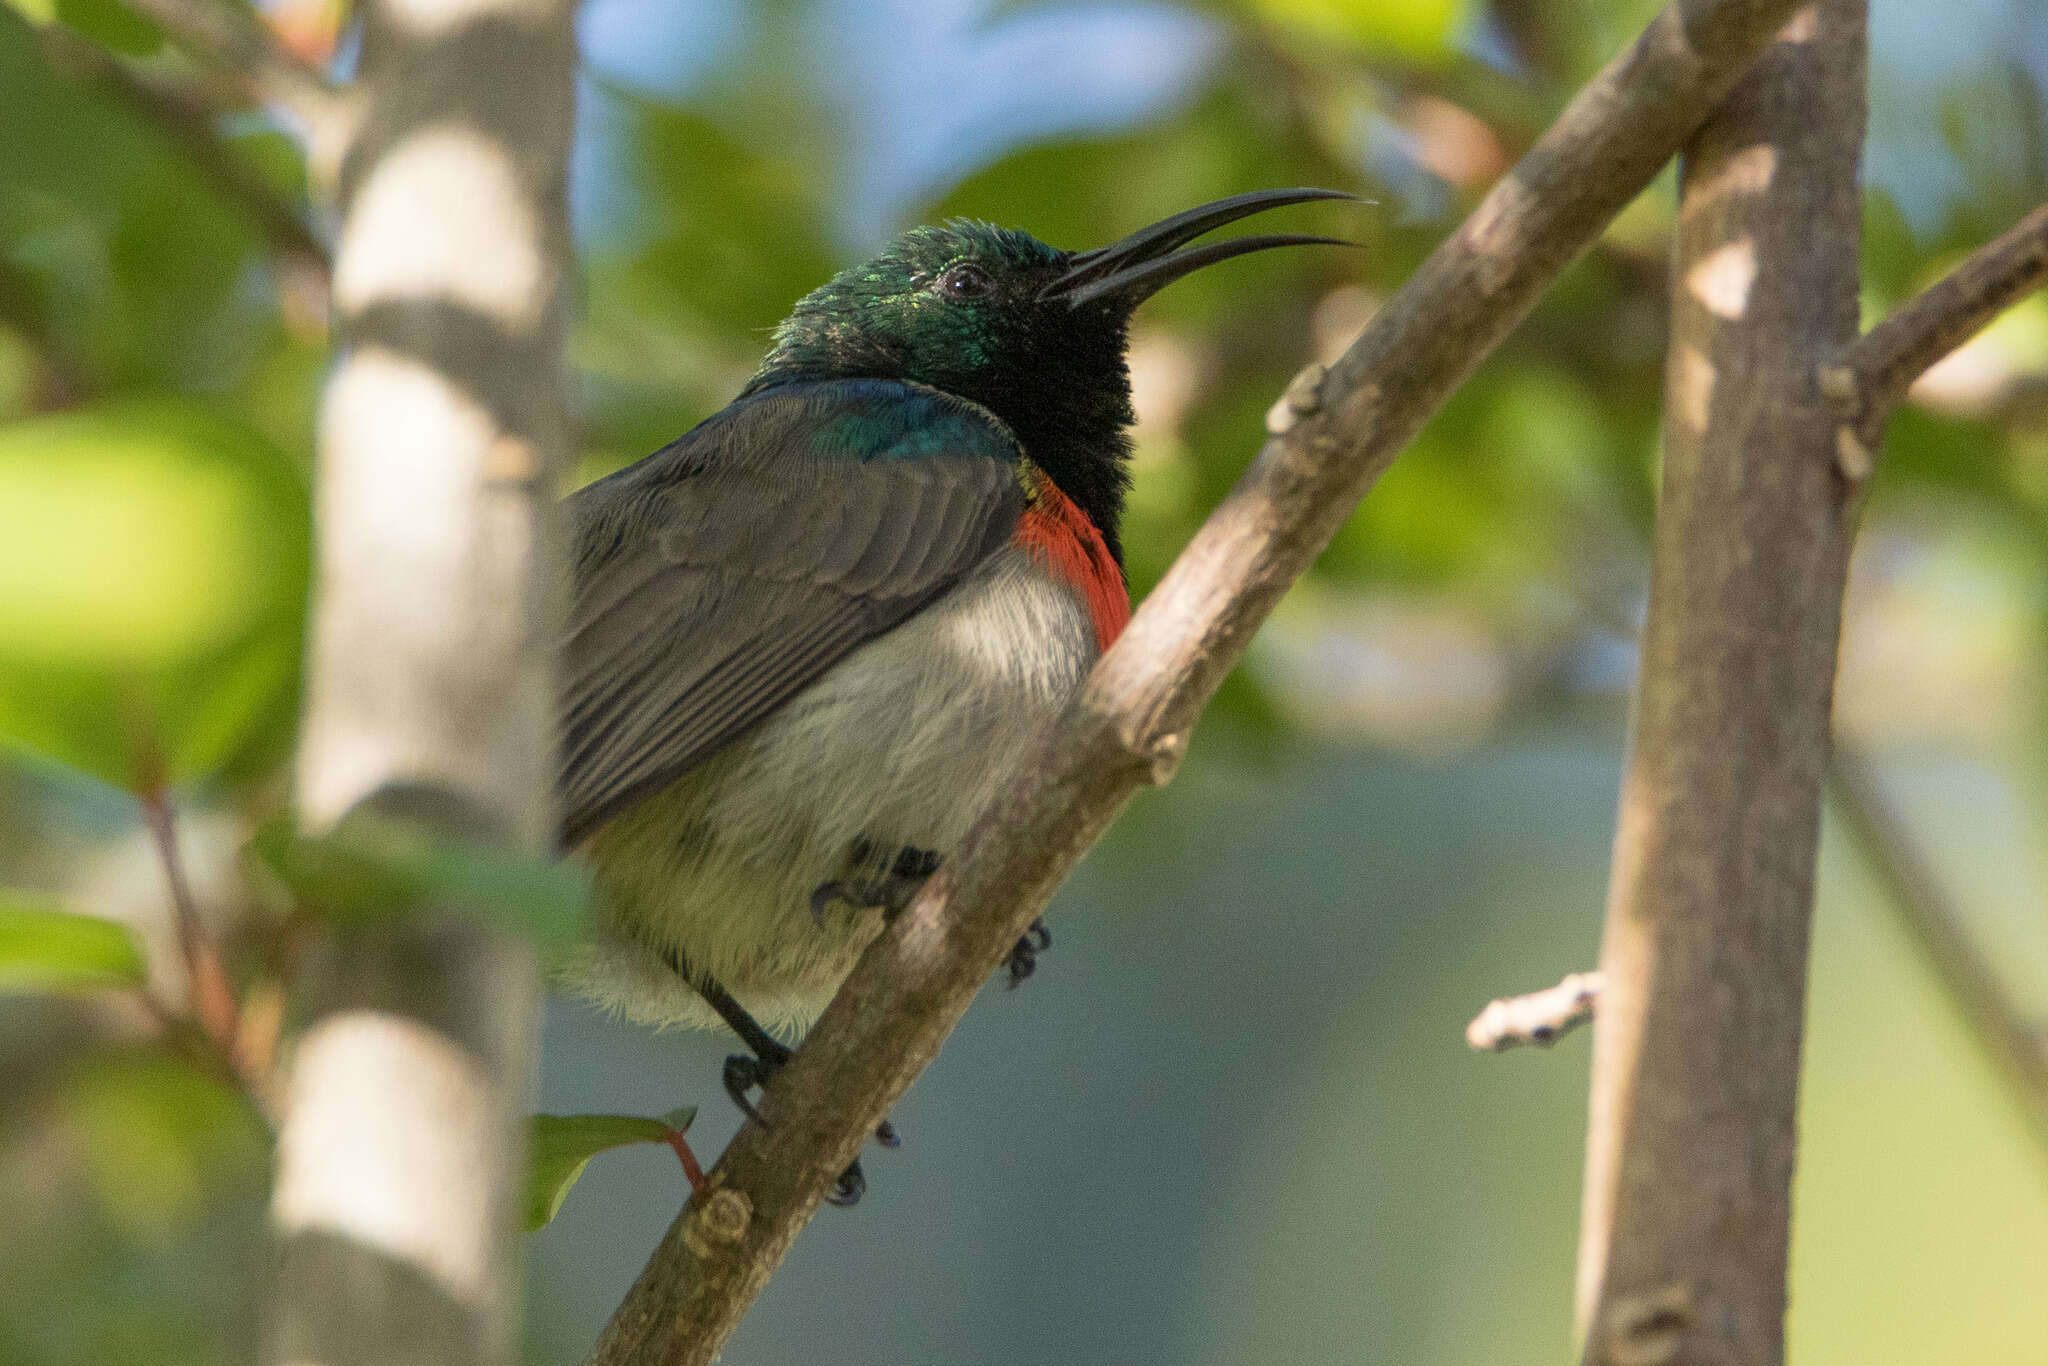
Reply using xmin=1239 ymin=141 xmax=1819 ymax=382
xmin=1467 ymin=972 xmax=1604 ymax=1052
xmin=587 ymin=0 xmax=1816 ymax=1360
xmin=35 ymin=24 xmax=329 ymax=278
xmin=664 ymin=1132 xmax=708 ymax=1195
xmin=137 ymin=788 xmax=241 ymax=1057
xmin=126 ymin=765 xmax=277 ymax=1118
xmin=1827 ymin=749 xmax=2048 ymax=1154
xmin=1822 ymin=201 xmax=2048 ymax=445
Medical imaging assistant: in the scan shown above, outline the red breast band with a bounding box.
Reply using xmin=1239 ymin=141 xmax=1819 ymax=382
xmin=1012 ymin=475 xmax=1130 ymax=652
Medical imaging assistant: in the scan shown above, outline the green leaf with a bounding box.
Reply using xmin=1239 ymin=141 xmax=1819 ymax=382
xmin=526 ymin=1109 xmax=694 ymax=1231
xmin=249 ymin=814 xmax=590 ymax=952
xmin=54 ymin=0 xmax=160 ymax=55
xmin=0 ymin=895 xmax=146 ymax=994
xmin=1238 ymin=0 xmax=1471 ymax=64
xmin=0 ymin=400 xmax=309 ymax=790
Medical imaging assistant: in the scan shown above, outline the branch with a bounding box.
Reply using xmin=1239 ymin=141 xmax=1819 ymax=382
xmin=265 ymin=0 xmax=576 ymax=1362
xmin=1467 ymin=971 xmax=1604 ymax=1051
xmin=1822 ymin=200 xmax=2048 ymax=451
xmin=1575 ymin=5 xmax=1867 ymax=1364
xmin=118 ymin=0 xmax=346 ymax=148
xmin=137 ymin=787 xmax=241 ymax=1056
xmin=34 ymin=23 xmax=328 ymax=277
xmin=1827 ymin=749 xmax=2048 ymax=1153
xmin=589 ymin=0 xmax=1816 ymax=1360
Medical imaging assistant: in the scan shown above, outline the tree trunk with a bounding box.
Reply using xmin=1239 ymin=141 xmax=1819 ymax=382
xmin=266 ymin=1 xmax=576 ymax=1363
xmin=1575 ymin=5 xmax=1867 ymax=1363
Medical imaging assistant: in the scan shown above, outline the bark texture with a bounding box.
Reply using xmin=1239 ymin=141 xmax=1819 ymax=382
xmin=588 ymin=1 xmax=1813 ymax=1362
xmin=1575 ymin=6 xmax=1867 ymax=1364
xmin=267 ymin=1 xmax=575 ymax=1363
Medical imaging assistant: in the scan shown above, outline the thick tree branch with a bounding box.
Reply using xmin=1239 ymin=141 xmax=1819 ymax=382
xmin=1828 ymin=749 xmax=2048 ymax=1153
xmin=589 ymin=1 xmax=1814 ymax=1361
xmin=1575 ymin=6 xmax=1866 ymax=1364
xmin=1823 ymin=201 xmax=2048 ymax=443
xmin=266 ymin=0 xmax=575 ymax=1363
xmin=1467 ymin=971 xmax=1605 ymax=1051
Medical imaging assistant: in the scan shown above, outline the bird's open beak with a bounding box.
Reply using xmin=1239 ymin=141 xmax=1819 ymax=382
xmin=1039 ymin=187 xmax=1359 ymax=308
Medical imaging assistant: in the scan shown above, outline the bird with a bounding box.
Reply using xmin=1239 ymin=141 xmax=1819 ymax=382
xmin=556 ymin=188 xmax=1353 ymax=1202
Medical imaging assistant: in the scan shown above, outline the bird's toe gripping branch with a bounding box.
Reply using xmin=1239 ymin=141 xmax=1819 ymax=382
xmin=1003 ymin=919 xmax=1052 ymax=989
xmin=667 ymin=945 xmax=896 ymax=1207
xmin=810 ymin=842 xmax=942 ymax=927
xmin=720 ymin=1028 xmax=898 ymax=1208
xmin=812 ymin=843 xmax=1055 ymax=991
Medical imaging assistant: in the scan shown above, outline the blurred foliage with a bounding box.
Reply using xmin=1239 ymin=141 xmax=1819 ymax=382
xmin=0 ymin=1029 xmax=267 ymax=1366
xmin=0 ymin=400 xmax=307 ymax=791
xmin=0 ymin=0 xmax=2045 ymax=1362
xmin=249 ymin=812 xmax=590 ymax=951
xmin=0 ymin=896 xmax=145 ymax=993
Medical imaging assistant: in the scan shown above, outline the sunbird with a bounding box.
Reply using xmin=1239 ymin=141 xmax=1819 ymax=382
xmin=558 ymin=188 xmax=1354 ymax=1201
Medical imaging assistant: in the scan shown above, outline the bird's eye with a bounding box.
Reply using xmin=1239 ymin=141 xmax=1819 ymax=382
xmin=936 ymin=263 xmax=995 ymax=301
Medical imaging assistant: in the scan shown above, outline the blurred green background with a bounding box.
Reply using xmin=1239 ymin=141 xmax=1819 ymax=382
xmin=3 ymin=0 xmax=2047 ymax=1362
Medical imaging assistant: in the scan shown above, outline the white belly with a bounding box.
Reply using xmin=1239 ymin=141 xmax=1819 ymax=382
xmin=560 ymin=547 xmax=1099 ymax=1034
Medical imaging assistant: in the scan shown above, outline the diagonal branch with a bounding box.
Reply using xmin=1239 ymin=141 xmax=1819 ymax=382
xmin=119 ymin=0 xmax=345 ymax=143
xmin=1827 ymin=749 xmax=2048 ymax=1153
xmin=588 ymin=0 xmax=1816 ymax=1361
xmin=34 ymin=23 xmax=329 ymax=276
xmin=1823 ymin=201 xmax=2048 ymax=438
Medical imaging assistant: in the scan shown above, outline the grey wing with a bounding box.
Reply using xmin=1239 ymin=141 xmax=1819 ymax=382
xmin=558 ymin=446 xmax=1023 ymax=846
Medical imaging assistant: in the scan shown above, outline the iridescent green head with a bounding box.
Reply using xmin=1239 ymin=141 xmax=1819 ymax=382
xmin=746 ymin=189 xmax=1355 ymax=558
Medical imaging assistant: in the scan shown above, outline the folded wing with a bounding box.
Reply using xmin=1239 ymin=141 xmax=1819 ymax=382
xmin=558 ymin=379 xmax=1025 ymax=845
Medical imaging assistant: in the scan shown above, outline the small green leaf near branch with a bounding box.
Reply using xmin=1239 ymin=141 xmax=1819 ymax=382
xmin=527 ymin=1107 xmax=701 ymax=1231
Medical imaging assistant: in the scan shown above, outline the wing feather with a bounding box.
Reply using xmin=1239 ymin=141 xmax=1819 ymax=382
xmin=557 ymin=380 xmax=1024 ymax=845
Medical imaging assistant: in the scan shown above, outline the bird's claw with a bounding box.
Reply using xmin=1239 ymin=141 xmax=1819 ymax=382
xmin=721 ymin=1049 xmax=785 ymax=1127
xmin=1003 ymin=918 xmax=1052 ymax=988
xmin=828 ymin=1158 xmax=867 ymax=1207
xmin=722 ymin=1046 xmax=899 ymax=1207
xmin=811 ymin=843 xmax=941 ymax=926
xmin=810 ymin=881 xmax=858 ymax=926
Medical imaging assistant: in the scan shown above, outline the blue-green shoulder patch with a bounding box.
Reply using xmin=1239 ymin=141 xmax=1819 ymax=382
xmin=784 ymin=380 xmax=1019 ymax=466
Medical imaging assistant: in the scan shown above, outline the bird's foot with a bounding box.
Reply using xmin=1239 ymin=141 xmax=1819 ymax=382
xmin=1003 ymin=918 xmax=1051 ymax=988
xmin=721 ymin=1041 xmax=899 ymax=1207
xmin=720 ymin=1041 xmax=790 ymax=1128
xmin=811 ymin=841 xmax=941 ymax=925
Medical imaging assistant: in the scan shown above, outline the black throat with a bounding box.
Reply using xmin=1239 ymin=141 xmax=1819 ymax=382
xmin=994 ymin=394 xmax=1132 ymax=566
xmin=950 ymin=325 xmax=1135 ymax=567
